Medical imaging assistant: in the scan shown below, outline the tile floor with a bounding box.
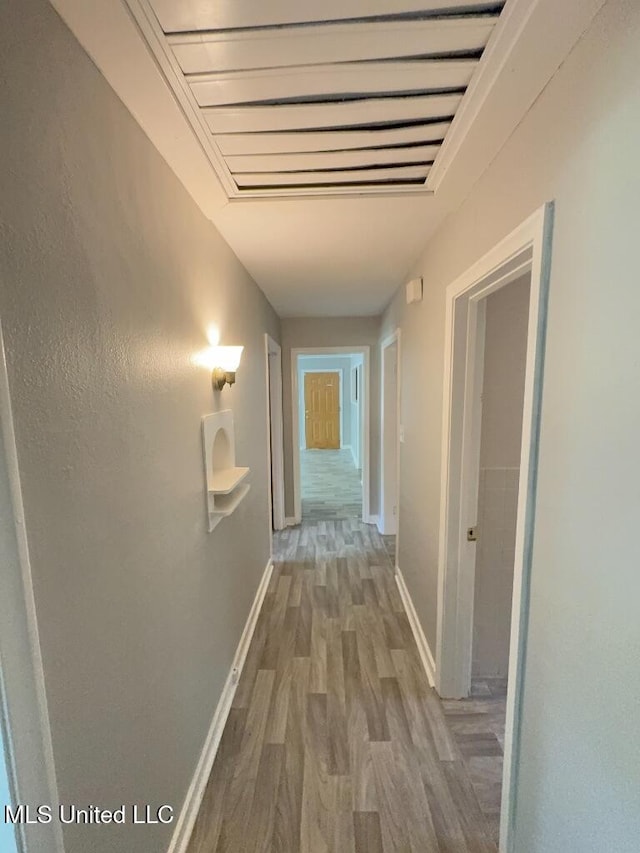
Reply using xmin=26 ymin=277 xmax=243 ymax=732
xmin=300 ymin=448 xmax=362 ymax=521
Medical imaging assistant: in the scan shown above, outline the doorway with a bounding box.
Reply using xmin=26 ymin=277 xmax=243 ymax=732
xmin=303 ymin=371 xmax=340 ymax=449
xmin=436 ymin=204 xmax=553 ymax=851
xmin=0 ymin=704 xmax=18 ymax=853
xmin=265 ymin=334 xmax=285 ymax=539
xmin=0 ymin=320 xmax=63 ymax=853
xmin=291 ymin=348 xmax=370 ymax=524
xmin=380 ymin=330 xmax=401 ymax=567
xmin=472 ymin=276 xmax=530 ymax=691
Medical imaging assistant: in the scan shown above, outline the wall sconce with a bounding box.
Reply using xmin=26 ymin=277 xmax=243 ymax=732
xmin=193 ymin=330 xmax=244 ymax=392
xmin=210 ymin=346 xmax=243 ymax=391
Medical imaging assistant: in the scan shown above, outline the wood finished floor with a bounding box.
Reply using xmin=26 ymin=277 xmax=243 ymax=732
xmin=187 ymin=518 xmax=504 ymax=853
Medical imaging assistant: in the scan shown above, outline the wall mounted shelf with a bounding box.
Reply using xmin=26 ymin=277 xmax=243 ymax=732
xmin=202 ymin=410 xmax=250 ymax=532
xmin=209 ymin=466 xmax=249 ymax=495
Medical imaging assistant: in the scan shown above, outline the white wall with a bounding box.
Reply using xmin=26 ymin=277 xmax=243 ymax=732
xmin=380 ymin=0 xmax=640 ymax=849
xmin=473 ymin=275 xmax=530 ymax=678
xmin=0 ymin=2 xmax=279 ymax=851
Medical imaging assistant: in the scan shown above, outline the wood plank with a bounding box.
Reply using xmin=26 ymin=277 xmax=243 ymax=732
xmin=189 ymin=60 xmax=477 ymax=108
xmin=326 ymin=620 xmax=349 ymax=775
xmin=227 ymin=145 xmax=440 ymax=174
xmin=294 ymin=572 xmax=313 ymax=656
xmin=273 ymin=658 xmax=310 ymax=852
xmin=343 ymin=630 xmax=378 ymax=813
xmin=186 ymin=708 xmax=247 ymax=853
xmin=332 ymin=776 xmax=356 ymax=853
xmin=260 ymin=574 xmax=291 ymax=669
xmin=215 ymin=122 xmax=450 ymax=156
xmin=216 ymin=669 xmax=275 ymax=850
xmin=169 ymin=18 xmax=496 ymax=74
xmin=353 ymin=811 xmax=384 ymax=853
xmin=369 ymin=742 xmax=412 ymax=852
xmin=264 ymin=604 xmax=300 ymax=743
xmin=309 ymin=604 xmax=328 ymax=693
xmin=203 ymin=93 xmax=462 ymax=133
xmin=234 ymin=165 xmax=430 ymax=188
xmin=300 ymin=694 xmax=333 ymax=853
xmin=355 ymin=622 xmax=391 ymax=743
xmin=247 ymin=743 xmax=286 ymax=853
xmin=153 ymin=0 xmax=504 ymax=33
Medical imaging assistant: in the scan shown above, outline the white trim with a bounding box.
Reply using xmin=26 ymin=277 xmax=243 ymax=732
xmin=428 ymin=0 xmax=540 ymax=190
xmin=264 ymin=335 xmax=285 ymax=537
xmin=379 ymin=330 xmax=402 ymax=537
xmin=435 ymin=203 xmax=554 ymax=853
xmin=291 ymin=347 xmax=371 ymax=525
xmin=284 ymin=517 xmax=297 ymax=528
xmin=0 ymin=321 xmax=64 ymax=853
xmin=168 ymin=557 xmax=274 ymax=853
xmin=427 ymin=0 xmax=607 ymax=192
xmin=84 ymin=0 xmax=434 ymax=201
xmin=298 ymin=366 xmax=345 ymax=449
xmin=395 ymin=566 xmax=436 ymax=688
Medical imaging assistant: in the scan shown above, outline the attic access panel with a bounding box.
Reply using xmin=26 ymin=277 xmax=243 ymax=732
xmin=131 ymin=0 xmax=507 ymax=197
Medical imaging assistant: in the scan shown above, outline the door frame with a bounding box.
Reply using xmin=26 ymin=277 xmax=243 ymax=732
xmin=379 ymin=330 xmax=402 ymax=539
xmin=264 ymin=335 xmax=286 ymax=543
xmin=435 ymin=204 xmax=554 ymax=852
xmin=291 ymin=347 xmax=371 ymax=525
xmin=0 ymin=320 xmax=65 ymax=853
xmin=350 ymin=361 xmax=363 ymax=469
xmin=299 ymin=368 xmax=344 ymax=450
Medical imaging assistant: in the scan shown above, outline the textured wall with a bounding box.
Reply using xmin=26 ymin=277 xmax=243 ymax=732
xmin=380 ymin=0 xmax=640 ymax=849
xmin=0 ymin=1 xmax=279 ymax=852
xmin=281 ymin=317 xmax=381 ymax=518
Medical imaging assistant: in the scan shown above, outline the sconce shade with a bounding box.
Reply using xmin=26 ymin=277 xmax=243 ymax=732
xmin=212 ymin=346 xmax=243 ymax=372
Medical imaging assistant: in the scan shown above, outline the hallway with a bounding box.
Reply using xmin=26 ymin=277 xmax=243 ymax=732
xmin=187 ymin=518 xmax=503 ymax=853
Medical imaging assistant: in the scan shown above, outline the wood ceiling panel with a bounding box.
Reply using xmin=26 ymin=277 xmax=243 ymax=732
xmin=189 ymin=61 xmax=476 ymax=108
xmin=132 ymin=0 xmax=506 ymax=196
xmin=215 ymin=123 xmax=451 ymax=155
xmin=204 ymin=93 xmax=462 ymax=134
xmin=233 ymin=164 xmax=430 ymax=188
xmin=169 ymin=18 xmax=496 ymax=74
xmin=227 ymin=145 xmax=439 ymax=173
xmin=152 ymin=0 xmax=502 ymax=34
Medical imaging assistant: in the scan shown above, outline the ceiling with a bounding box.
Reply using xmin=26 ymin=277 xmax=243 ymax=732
xmin=129 ymin=0 xmax=504 ymax=197
xmin=50 ymin=0 xmax=605 ymax=316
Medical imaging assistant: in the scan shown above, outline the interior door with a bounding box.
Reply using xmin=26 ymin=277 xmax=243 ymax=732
xmin=304 ymin=372 xmax=340 ymax=449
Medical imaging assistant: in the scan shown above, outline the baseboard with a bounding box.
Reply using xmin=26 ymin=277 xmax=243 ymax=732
xmin=365 ymin=514 xmax=378 ymax=527
xmin=285 ymin=516 xmax=299 ymax=527
xmin=167 ymin=557 xmax=274 ymax=853
xmin=395 ymin=565 xmax=436 ymax=688
xmin=376 ymin=515 xmax=397 ymax=536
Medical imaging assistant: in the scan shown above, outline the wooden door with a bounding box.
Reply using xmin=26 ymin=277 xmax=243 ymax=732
xmin=304 ymin=372 xmax=340 ymax=449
